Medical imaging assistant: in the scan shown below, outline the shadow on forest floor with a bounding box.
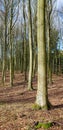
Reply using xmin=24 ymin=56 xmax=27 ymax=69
xmin=51 ymin=104 xmax=63 ymax=110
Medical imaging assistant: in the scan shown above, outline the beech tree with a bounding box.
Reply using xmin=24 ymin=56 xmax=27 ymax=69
xmin=28 ymin=0 xmax=33 ymax=90
xmin=45 ymin=0 xmax=53 ymax=84
xmin=9 ymin=0 xmax=14 ymax=87
xmin=36 ymin=0 xmax=48 ymax=109
xmin=9 ymin=0 xmax=20 ymax=87
xmin=1 ymin=0 xmax=9 ymax=84
xmin=23 ymin=0 xmax=27 ymax=80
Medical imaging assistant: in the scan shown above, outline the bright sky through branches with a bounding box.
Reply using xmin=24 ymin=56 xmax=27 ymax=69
xmin=57 ymin=0 xmax=63 ymax=9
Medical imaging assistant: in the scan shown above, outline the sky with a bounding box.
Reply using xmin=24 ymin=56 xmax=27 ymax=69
xmin=57 ymin=0 xmax=63 ymax=9
xmin=55 ymin=0 xmax=63 ymax=50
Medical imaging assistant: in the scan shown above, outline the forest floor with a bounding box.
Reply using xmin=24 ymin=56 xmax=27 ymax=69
xmin=0 ymin=72 xmax=63 ymax=130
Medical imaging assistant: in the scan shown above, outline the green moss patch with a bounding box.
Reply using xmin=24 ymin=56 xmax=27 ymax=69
xmin=32 ymin=103 xmax=48 ymax=110
xmin=32 ymin=104 xmax=42 ymax=110
xmin=34 ymin=122 xmax=53 ymax=129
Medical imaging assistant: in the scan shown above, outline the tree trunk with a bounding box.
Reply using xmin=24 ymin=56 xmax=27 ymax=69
xmin=28 ymin=0 xmax=33 ymax=90
xmin=10 ymin=0 xmax=14 ymax=87
xmin=23 ymin=0 xmax=27 ymax=80
xmin=2 ymin=8 xmax=7 ymax=84
xmin=45 ymin=1 xmax=52 ymax=85
xmin=36 ymin=0 xmax=48 ymax=109
xmin=55 ymin=52 xmax=58 ymax=75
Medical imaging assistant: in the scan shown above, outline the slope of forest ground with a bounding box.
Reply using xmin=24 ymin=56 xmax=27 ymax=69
xmin=0 ymin=72 xmax=63 ymax=130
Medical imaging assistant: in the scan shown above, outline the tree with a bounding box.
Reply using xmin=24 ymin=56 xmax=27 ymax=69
xmin=1 ymin=0 xmax=9 ymax=84
xmin=50 ymin=27 xmax=59 ymax=74
xmin=45 ymin=0 xmax=53 ymax=84
xmin=9 ymin=0 xmax=20 ymax=87
xmin=36 ymin=0 xmax=48 ymax=109
xmin=32 ymin=1 xmax=37 ymax=77
xmin=28 ymin=0 xmax=33 ymax=90
xmin=9 ymin=0 xmax=14 ymax=87
xmin=23 ymin=0 xmax=27 ymax=80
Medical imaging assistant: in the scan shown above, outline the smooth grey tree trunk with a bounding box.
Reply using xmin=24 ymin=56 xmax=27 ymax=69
xmin=28 ymin=0 xmax=33 ymax=90
xmin=2 ymin=3 xmax=8 ymax=84
xmin=36 ymin=0 xmax=48 ymax=109
xmin=10 ymin=0 xmax=14 ymax=87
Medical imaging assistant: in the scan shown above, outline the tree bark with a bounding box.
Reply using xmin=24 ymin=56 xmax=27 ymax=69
xmin=36 ymin=0 xmax=48 ymax=109
xmin=28 ymin=0 xmax=33 ymax=90
xmin=2 ymin=2 xmax=8 ymax=84
xmin=23 ymin=0 xmax=27 ymax=80
xmin=10 ymin=0 xmax=14 ymax=87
